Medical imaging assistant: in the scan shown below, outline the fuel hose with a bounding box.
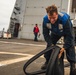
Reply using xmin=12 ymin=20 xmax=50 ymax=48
xmin=23 ymin=46 xmax=64 ymax=75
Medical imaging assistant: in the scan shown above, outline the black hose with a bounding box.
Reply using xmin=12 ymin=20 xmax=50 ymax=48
xmin=23 ymin=46 xmax=64 ymax=75
xmin=23 ymin=46 xmax=56 ymax=75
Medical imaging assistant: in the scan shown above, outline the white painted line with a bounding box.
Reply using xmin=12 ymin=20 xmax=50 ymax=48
xmin=0 ymin=51 xmax=68 ymax=61
xmin=0 ymin=52 xmax=34 ymax=66
xmin=0 ymin=64 xmax=5 ymax=67
xmin=0 ymin=51 xmax=68 ymax=67
xmin=0 ymin=41 xmax=46 ymax=47
xmin=0 ymin=51 xmax=33 ymax=56
xmin=0 ymin=56 xmax=33 ymax=66
xmin=0 ymin=56 xmax=68 ymax=67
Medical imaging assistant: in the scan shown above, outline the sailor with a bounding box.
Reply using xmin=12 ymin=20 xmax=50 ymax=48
xmin=41 ymin=5 xmax=76 ymax=75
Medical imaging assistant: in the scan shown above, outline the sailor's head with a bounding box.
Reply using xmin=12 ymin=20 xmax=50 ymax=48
xmin=35 ymin=24 xmax=38 ymax=27
xmin=46 ymin=5 xmax=58 ymax=24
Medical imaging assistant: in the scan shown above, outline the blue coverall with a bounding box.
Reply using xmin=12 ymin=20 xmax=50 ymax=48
xmin=43 ymin=12 xmax=75 ymax=75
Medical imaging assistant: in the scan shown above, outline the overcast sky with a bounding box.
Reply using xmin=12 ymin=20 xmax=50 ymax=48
xmin=0 ymin=0 xmax=16 ymax=31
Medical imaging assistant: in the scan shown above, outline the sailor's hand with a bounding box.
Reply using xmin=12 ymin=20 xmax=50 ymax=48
xmin=58 ymin=48 xmax=65 ymax=58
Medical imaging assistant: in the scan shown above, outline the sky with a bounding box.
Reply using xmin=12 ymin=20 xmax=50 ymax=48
xmin=0 ymin=0 xmax=16 ymax=31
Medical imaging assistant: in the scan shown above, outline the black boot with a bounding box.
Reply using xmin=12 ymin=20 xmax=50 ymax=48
xmin=70 ymin=63 xmax=76 ymax=75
